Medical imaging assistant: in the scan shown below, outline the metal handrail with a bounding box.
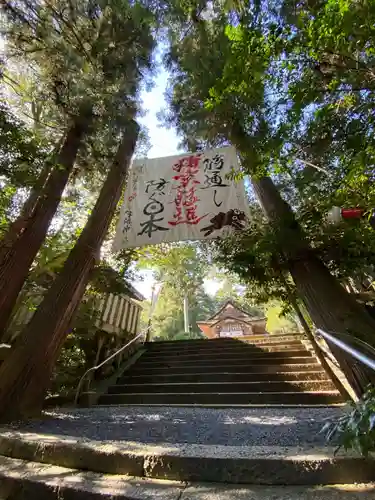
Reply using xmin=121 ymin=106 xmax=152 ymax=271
xmin=316 ymin=328 xmax=375 ymax=372
xmin=313 ymin=337 xmax=341 ymax=369
xmin=74 ymin=330 xmax=146 ymax=404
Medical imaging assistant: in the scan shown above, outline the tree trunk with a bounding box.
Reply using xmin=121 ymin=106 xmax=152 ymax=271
xmin=0 ymin=112 xmax=92 ymax=340
xmin=0 ymin=121 xmax=139 ymax=422
xmin=251 ymin=176 xmax=375 ymax=394
xmin=251 ymin=175 xmax=375 ymax=342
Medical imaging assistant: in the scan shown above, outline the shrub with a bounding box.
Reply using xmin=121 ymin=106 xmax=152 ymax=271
xmin=322 ymin=387 xmax=375 ymax=456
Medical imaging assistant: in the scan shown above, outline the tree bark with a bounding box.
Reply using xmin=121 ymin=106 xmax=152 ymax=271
xmin=0 ymin=112 xmax=92 ymax=340
xmin=0 ymin=120 xmax=139 ymax=422
xmin=251 ymin=176 xmax=375 ymax=341
xmin=251 ymin=176 xmax=375 ymax=395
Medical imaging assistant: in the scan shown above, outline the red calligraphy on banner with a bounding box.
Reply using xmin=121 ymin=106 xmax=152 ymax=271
xmin=168 ymin=154 xmax=207 ymax=226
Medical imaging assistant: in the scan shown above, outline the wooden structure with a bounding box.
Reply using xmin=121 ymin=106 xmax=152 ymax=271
xmin=197 ymin=300 xmax=267 ymax=338
xmin=95 ymin=288 xmax=143 ymax=336
xmin=5 ymin=281 xmax=144 ymax=344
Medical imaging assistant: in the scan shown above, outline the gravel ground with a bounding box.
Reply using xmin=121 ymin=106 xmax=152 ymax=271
xmin=5 ymin=406 xmax=345 ymax=447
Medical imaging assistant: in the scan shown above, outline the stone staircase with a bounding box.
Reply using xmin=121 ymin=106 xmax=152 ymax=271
xmin=2 ymin=334 xmax=372 ymax=499
xmin=98 ymin=334 xmax=343 ymax=407
xmin=1 ymin=413 xmax=375 ymax=499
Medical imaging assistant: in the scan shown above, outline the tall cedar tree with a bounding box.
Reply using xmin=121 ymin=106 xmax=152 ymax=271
xmin=0 ymin=120 xmax=139 ymax=421
xmin=0 ymin=0 xmax=154 ymax=336
xmin=0 ymin=110 xmax=92 ymax=336
xmin=163 ymin=4 xmax=375 ymax=351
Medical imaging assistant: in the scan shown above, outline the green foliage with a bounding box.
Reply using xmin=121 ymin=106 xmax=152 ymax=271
xmin=0 ymin=102 xmax=48 ymax=186
xmin=265 ymin=301 xmax=299 ymax=334
xmin=137 ymin=244 xmax=212 ymax=340
xmin=137 ymin=243 xmax=208 ymax=298
xmin=322 ymin=387 xmax=375 ymax=457
xmin=3 ymin=0 xmax=157 ymax=122
xmin=162 ymin=0 xmax=375 ymax=319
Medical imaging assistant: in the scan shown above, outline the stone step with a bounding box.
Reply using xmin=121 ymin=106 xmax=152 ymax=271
xmin=134 ymin=356 xmax=316 ymax=371
xmin=2 ymin=456 xmax=374 ymax=500
xmin=129 ymin=362 xmax=323 ymax=375
xmin=239 ymin=334 xmax=305 ymax=342
xmin=108 ymin=380 xmax=336 ymax=394
xmin=145 ymin=335 xmax=305 ymax=350
xmin=98 ymin=391 xmax=342 ymax=406
xmin=118 ymin=370 xmax=329 ymax=385
xmin=0 ymin=455 xmax=184 ymax=500
xmin=144 ymin=341 xmax=305 ymax=354
xmin=139 ymin=349 xmax=313 ymax=363
xmin=141 ymin=345 xmax=308 ymax=361
xmin=0 ymin=432 xmax=373 ymax=487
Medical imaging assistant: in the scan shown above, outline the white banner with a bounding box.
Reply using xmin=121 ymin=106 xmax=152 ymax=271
xmin=113 ymin=147 xmax=249 ymax=249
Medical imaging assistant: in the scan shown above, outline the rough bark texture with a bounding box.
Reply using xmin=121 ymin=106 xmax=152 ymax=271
xmin=251 ymin=176 xmax=375 ymax=394
xmin=251 ymin=176 xmax=375 ymax=338
xmin=0 ymin=112 xmax=92 ymax=339
xmin=0 ymin=121 xmax=139 ymax=422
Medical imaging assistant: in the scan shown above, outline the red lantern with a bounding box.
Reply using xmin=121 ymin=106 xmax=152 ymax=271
xmin=327 ymin=206 xmax=374 ymax=229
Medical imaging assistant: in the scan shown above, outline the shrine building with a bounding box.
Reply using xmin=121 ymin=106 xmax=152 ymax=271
xmin=197 ymin=300 xmax=268 ymax=338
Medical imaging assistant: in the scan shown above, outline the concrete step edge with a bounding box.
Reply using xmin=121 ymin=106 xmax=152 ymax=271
xmin=109 ymin=379 xmax=335 ymax=394
xmin=142 ymin=349 xmax=307 ymax=359
xmin=142 ymin=350 xmax=311 ymax=360
xmin=99 ymin=393 xmax=344 ymax=406
xmin=104 ymin=390 xmax=341 ymax=396
xmin=120 ymin=370 xmax=328 ymax=379
xmin=136 ymin=356 xmax=316 ymax=366
xmin=129 ymin=364 xmax=324 ymax=374
xmin=144 ymin=342 xmax=306 ymax=352
xmin=0 ymin=455 xmax=184 ymax=500
xmin=146 ymin=335 xmax=305 ymax=346
xmin=0 ymin=434 xmax=374 ymax=486
xmin=144 ymin=344 xmax=307 ymax=354
xmin=2 ymin=456 xmax=374 ymax=500
xmin=96 ymin=403 xmax=347 ymax=407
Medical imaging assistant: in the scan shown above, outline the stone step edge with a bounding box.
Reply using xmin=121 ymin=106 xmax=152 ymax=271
xmin=144 ymin=338 xmax=306 ymax=352
xmin=0 ymin=433 xmax=374 ymax=485
xmin=105 ymin=390 xmax=341 ymax=395
xmin=146 ymin=335 xmax=304 ymax=346
xmin=0 ymin=454 xmax=184 ymax=500
xmin=136 ymin=357 xmax=317 ymax=368
xmin=95 ymin=403 xmax=347 ymax=408
xmin=1 ymin=455 xmax=375 ymax=500
xmin=112 ymin=380 xmax=333 ymax=388
xmin=120 ymin=370 xmax=328 ymax=379
xmin=144 ymin=343 xmax=307 ymax=353
xmin=142 ymin=347 xmax=307 ymax=358
xmin=142 ymin=351 xmax=312 ymax=360
xmin=130 ymin=363 xmax=323 ymax=372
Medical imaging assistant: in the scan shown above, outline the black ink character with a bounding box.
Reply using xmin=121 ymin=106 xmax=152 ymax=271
xmin=213 ymin=189 xmax=222 ymax=207
xmin=203 ymin=172 xmax=228 ymax=189
xmin=138 ymin=200 xmax=169 ymax=238
xmin=203 ymin=154 xmax=224 ymax=172
xmin=122 ymin=209 xmax=133 ymax=234
xmin=200 ymin=209 xmax=247 ymax=236
xmin=145 ymin=179 xmax=169 ymax=195
xmin=202 ymin=154 xmax=228 ymax=189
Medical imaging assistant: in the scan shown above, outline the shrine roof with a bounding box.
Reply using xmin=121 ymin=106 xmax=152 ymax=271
xmin=197 ymin=299 xmax=265 ymax=324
